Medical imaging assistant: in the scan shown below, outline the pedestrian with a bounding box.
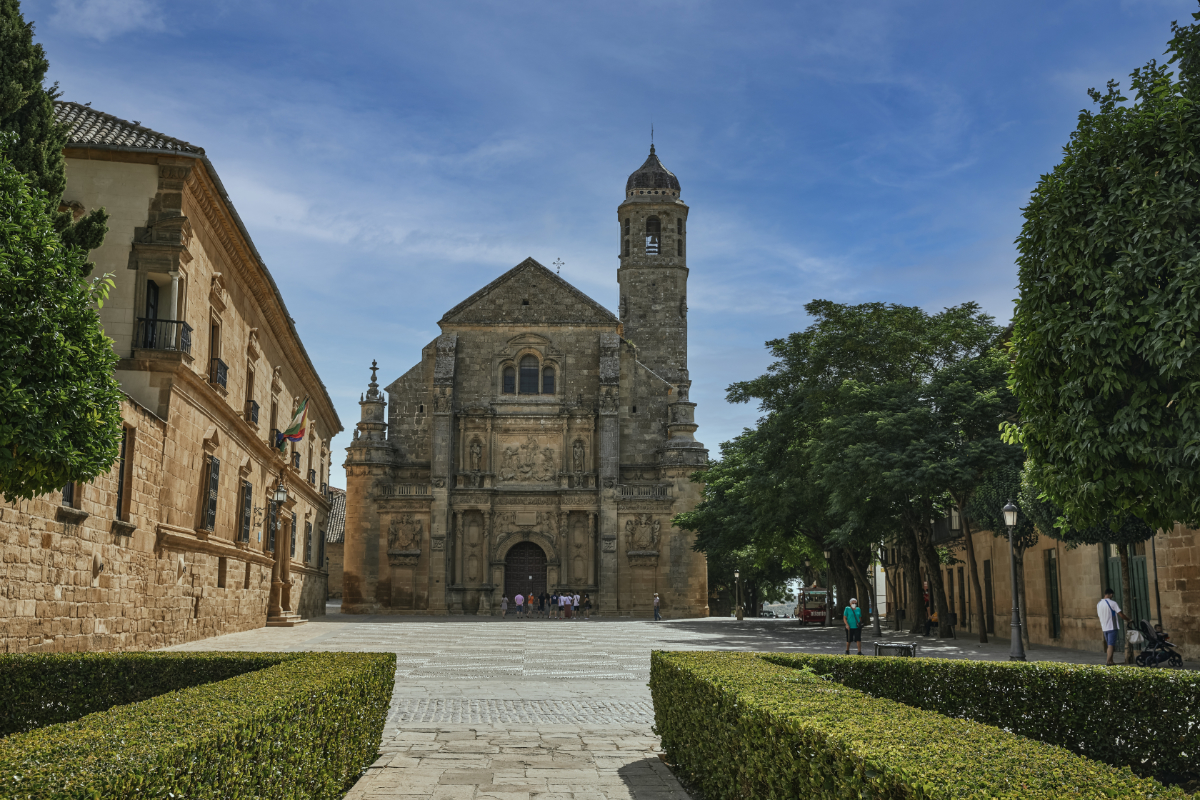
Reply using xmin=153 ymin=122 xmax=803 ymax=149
xmin=844 ymin=597 xmax=863 ymax=655
xmin=583 ymin=593 xmax=592 ymax=619
xmin=559 ymin=592 xmax=567 ymax=619
xmin=653 ymin=593 xmax=661 ymax=621
xmin=515 ymin=592 xmax=525 ymax=618
xmin=537 ymin=592 xmax=546 ymax=619
xmin=564 ymin=593 xmax=572 ymax=619
xmin=1097 ymin=588 xmax=1130 ymax=666
xmin=501 ymin=595 xmax=508 ymax=617
xmin=573 ymin=592 xmax=581 ymax=620
xmin=540 ymin=591 xmax=550 ymax=619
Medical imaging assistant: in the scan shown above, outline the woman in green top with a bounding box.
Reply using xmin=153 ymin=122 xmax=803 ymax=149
xmin=844 ymin=598 xmax=864 ymax=655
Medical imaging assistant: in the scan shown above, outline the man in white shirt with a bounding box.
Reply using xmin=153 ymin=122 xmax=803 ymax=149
xmin=573 ymin=593 xmax=581 ymax=620
xmin=1097 ymin=588 xmax=1131 ymax=666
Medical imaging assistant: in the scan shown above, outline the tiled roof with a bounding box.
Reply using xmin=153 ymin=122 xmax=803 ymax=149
xmin=326 ymin=487 xmax=346 ymax=544
xmin=54 ymin=101 xmax=204 ymax=155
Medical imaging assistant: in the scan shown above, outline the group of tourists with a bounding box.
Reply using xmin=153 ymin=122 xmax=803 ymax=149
xmin=500 ymin=591 xmax=591 ymax=619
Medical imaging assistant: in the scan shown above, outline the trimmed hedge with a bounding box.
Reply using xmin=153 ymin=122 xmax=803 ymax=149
xmin=650 ymin=651 xmax=1188 ymax=799
xmin=0 ymin=651 xmax=396 ymax=799
xmin=764 ymin=653 xmax=1200 ymax=783
xmin=0 ymin=652 xmax=288 ymax=736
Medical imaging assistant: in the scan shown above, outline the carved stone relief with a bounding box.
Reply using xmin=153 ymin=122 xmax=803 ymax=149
xmin=599 ymin=389 xmax=618 ymax=414
xmin=497 ymin=435 xmax=556 ymax=483
xmin=624 ymin=514 xmax=661 ymax=552
xmin=572 ymin=439 xmax=586 ymax=474
xmin=388 ymin=514 xmax=423 ymax=551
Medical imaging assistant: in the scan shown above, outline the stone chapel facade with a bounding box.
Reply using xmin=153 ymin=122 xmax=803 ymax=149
xmin=342 ymin=147 xmax=709 ymax=617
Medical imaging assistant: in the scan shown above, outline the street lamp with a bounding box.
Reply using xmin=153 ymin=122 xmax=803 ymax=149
xmin=734 ymin=569 xmax=742 ymax=621
xmin=272 ymin=474 xmax=288 ymax=504
xmin=1003 ymin=500 xmax=1026 ymax=661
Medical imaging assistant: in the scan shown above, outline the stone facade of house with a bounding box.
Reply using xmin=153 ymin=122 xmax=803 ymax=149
xmin=342 ymin=147 xmax=710 ymax=617
xmin=0 ymin=103 xmax=341 ymax=653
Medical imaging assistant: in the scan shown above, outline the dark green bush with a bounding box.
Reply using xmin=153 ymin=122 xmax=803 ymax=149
xmin=0 ymin=652 xmax=289 ymax=735
xmin=0 ymin=651 xmax=396 ymax=799
xmin=650 ymin=651 xmax=1187 ymax=799
xmin=764 ymin=653 xmax=1200 ymax=783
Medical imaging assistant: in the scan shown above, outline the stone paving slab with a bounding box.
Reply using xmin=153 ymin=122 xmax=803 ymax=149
xmin=164 ymin=605 xmax=1144 ymax=798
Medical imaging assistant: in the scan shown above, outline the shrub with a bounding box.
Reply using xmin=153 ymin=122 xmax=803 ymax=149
xmin=0 ymin=651 xmax=396 ymax=799
xmin=764 ymin=653 xmax=1200 ymax=784
xmin=0 ymin=651 xmax=288 ymax=736
xmin=650 ymin=651 xmax=1186 ymax=799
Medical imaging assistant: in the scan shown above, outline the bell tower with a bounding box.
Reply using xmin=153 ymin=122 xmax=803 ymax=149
xmin=617 ymin=144 xmax=689 ymax=385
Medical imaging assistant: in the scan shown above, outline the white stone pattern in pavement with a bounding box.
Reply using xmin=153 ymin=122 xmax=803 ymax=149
xmin=165 ymin=612 xmax=1121 ymax=798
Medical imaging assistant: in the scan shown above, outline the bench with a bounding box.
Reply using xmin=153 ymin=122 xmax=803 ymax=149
xmin=873 ymin=642 xmax=918 ymax=657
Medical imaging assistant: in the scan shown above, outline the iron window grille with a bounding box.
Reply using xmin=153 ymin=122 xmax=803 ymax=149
xmin=245 ymin=400 xmax=260 ymax=425
xmin=135 ymin=319 xmax=192 ymax=355
xmin=209 ymin=357 xmax=228 ymax=390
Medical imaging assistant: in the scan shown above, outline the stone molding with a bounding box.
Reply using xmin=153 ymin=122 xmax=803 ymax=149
xmin=155 ymin=522 xmax=275 ymax=567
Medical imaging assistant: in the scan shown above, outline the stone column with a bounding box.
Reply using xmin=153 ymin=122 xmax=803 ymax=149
xmin=598 ymin=333 xmax=621 ymax=615
xmin=589 ymin=512 xmax=598 ymax=586
xmin=429 ymin=333 xmax=458 ymax=614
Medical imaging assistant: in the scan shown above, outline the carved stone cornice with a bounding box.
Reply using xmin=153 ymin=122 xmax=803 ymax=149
xmin=388 ymin=549 xmax=421 ymax=567
xmin=627 ymin=550 xmax=659 ymax=567
xmin=156 ymin=522 xmax=275 ymax=567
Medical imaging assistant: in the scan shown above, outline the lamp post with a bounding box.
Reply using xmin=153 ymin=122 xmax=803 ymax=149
xmin=1003 ymin=500 xmax=1026 ymax=661
xmin=822 ymin=548 xmax=832 ymax=627
xmin=734 ymin=569 xmax=742 ymax=621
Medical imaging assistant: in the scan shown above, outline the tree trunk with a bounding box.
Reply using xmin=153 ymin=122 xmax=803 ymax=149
xmin=913 ymin=521 xmax=953 ymax=637
xmin=828 ymin=549 xmax=854 ymax=623
xmin=1119 ymin=544 xmax=1134 ymax=664
xmin=957 ymin=500 xmax=988 ymax=644
xmin=1014 ymin=545 xmax=1030 ymax=645
xmin=883 ymin=568 xmax=899 ymax=631
xmin=898 ymin=531 xmax=924 ymax=634
xmin=843 ymin=549 xmax=882 ymax=637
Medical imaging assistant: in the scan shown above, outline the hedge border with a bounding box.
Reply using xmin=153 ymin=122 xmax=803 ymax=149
xmin=650 ymin=651 xmax=1188 ymax=799
xmin=0 ymin=652 xmax=290 ymax=736
xmin=764 ymin=653 xmax=1200 ymax=783
xmin=0 ymin=651 xmax=396 ymax=799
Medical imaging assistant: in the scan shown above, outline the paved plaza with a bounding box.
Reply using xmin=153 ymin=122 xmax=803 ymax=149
xmin=165 ymin=606 xmax=1125 ymax=799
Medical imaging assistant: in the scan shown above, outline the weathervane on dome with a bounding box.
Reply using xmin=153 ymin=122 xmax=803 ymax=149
xmin=553 ymin=258 xmax=564 ymax=275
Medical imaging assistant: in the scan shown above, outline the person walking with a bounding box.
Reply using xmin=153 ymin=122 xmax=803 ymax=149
xmin=583 ymin=593 xmax=592 ymax=620
xmin=515 ymin=592 xmax=525 ymax=618
xmin=653 ymin=593 xmax=661 ymax=621
xmin=500 ymin=595 xmax=508 ymax=618
xmin=559 ymin=592 xmax=568 ymax=619
xmin=1097 ymin=588 xmax=1131 ymax=666
xmin=844 ymin=597 xmax=864 ymax=655
xmin=537 ymin=591 xmax=545 ymax=619
xmin=573 ymin=592 xmax=581 ymax=620
xmin=540 ymin=591 xmax=550 ymax=619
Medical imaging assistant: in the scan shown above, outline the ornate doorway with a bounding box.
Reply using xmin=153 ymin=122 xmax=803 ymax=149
xmin=504 ymin=542 xmax=547 ymax=601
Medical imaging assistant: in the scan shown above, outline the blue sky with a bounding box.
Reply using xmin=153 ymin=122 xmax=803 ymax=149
xmin=24 ymin=0 xmax=1197 ymax=487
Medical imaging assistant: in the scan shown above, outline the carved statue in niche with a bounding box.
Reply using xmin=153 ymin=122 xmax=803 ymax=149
xmin=572 ymin=439 xmax=585 ymax=473
xmin=469 ymin=438 xmax=482 ymax=472
xmin=497 ymin=436 xmax=556 ymax=483
xmin=388 ymin=515 xmax=423 ymax=552
xmin=624 ymin=514 xmax=660 ymax=551
xmin=434 ymin=390 xmax=451 ymax=413
xmin=600 ymin=389 xmax=618 ymax=414
xmin=677 ymin=384 xmax=689 ymax=402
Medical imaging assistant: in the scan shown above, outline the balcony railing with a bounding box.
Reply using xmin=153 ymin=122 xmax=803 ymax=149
xmin=209 ymin=358 xmax=228 ymax=390
xmin=245 ymin=400 xmax=259 ymax=425
xmin=618 ymin=484 xmax=670 ymax=499
xmin=292 ymin=451 xmax=301 ymax=470
xmin=308 ymin=469 xmax=317 ymax=485
xmin=134 ymin=318 xmax=192 ymax=355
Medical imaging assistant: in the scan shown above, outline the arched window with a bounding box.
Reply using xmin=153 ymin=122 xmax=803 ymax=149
xmin=503 ymin=366 xmax=516 ymax=394
xmin=623 ymin=238 xmax=629 ymax=257
xmin=645 ymin=216 xmax=661 ymax=255
xmin=542 ymin=367 xmax=555 ymax=395
xmin=624 ymin=218 xmax=630 ymax=236
xmin=519 ymin=356 xmax=539 ymax=394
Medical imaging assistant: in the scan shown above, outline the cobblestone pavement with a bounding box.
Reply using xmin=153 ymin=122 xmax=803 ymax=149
xmin=165 ymin=606 xmax=1137 ymax=799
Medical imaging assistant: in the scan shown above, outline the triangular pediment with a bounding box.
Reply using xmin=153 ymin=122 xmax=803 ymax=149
xmin=440 ymin=258 xmax=618 ymax=327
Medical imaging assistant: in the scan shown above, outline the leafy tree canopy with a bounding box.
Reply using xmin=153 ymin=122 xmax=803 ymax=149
xmin=0 ymin=137 xmax=122 ymax=500
xmin=1009 ymin=6 xmax=1200 ymax=531
xmin=0 ymin=0 xmax=106 ymax=254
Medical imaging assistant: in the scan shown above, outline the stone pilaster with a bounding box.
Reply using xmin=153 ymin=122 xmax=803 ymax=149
xmin=598 ymin=332 xmax=621 ymax=615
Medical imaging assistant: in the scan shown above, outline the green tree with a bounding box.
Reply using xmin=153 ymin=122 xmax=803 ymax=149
xmin=1010 ymin=6 xmax=1200 ymax=533
xmin=0 ymin=0 xmax=106 ymax=253
xmin=0 ymin=138 xmax=123 ymax=501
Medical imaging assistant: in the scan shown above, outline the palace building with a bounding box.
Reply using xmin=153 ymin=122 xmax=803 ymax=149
xmin=342 ymin=146 xmax=710 ymax=617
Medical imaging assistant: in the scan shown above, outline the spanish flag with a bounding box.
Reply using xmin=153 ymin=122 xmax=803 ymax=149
xmin=276 ymin=396 xmax=309 ymax=452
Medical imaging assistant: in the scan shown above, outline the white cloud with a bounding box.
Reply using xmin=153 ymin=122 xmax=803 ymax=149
xmin=50 ymin=0 xmax=163 ymax=41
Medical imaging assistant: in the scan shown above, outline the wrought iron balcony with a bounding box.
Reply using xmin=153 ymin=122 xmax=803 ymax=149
xmin=209 ymin=358 xmax=228 ymax=390
xmin=245 ymin=400 xmax=259 ymax=425
xmin=308 ymin=469 xmax=317 ymax=485
xmin=134 ymin=319 xmax=192 ymax=355
xmin=292 ymin=451 xmax=301 ymax=469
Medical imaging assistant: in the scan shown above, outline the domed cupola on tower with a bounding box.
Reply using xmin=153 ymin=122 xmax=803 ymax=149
xmin=617 ymin=144 xmax=690 ymax=385
xmin=625 ymin=144 xmax=681 ymax=197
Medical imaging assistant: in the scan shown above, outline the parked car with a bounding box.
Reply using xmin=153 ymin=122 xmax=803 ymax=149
xmin=759 ymin=610 xmax=776 ymax=618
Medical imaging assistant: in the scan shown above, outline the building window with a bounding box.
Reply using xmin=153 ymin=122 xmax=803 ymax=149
xmin=1045 ymin=549 xmax=1061 ymax=638
xmin=502 ymin=367 xmax=516 ymax=394
xmin=318 ymin=528 xmax=326 ymax=571
xmin=542 ymin=367 xmax=555 ymax=395
xmin=624 ymin=218 xmax=630 ymax=236
xmin=115 ymin=427 xmax=135 ymax=522
xmin=290 ymin=512 xmax=297 ymax=558
xmin=677 ymin=239 xmax=682 ymax=257
xmin=518 ymin=356 xmax=539 ymax=394
xmin=61 ymin=481 xmax=77 ymax=508
xmin=676 ymin=218 xmax=682 ymax=235
xmin=266 ymin=498 xmax=277 ymax=552
xmin=305 ymin=521 xmax=313 ymax=564
xmin=645 ymin=216 xmax=661 ymax=255
xmin=238 ymin=480 xmax=252 ymax=543
xmin=623 ymin=238 xmax=629 ymax=257
xmin=201 ymin=455 xmax=220 ymax=531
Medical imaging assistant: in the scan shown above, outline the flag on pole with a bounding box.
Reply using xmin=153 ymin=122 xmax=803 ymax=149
xmin=277 ymin=396 xmax=309 ymax=453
